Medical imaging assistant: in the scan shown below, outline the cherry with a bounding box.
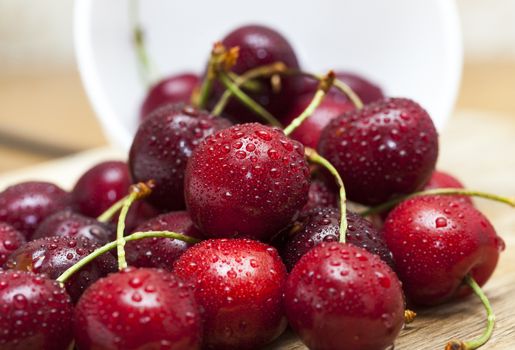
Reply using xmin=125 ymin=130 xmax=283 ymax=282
xmin=5 ymin=236 xmax=117 ymax=302
xmin=0 ymin=223 xmax=26 ymax=266
xmin=423 ymin=170 xmax=472 ymax=204
xmin=125 ymin=211 xmax=204 ymax=270
xmin=173 ymin=238 xmax=287 ymax=350
xmin=282 ymin=207 xmax=394 ymax=270
xmin=129 ymin=103 xmax=232 ymax=211
xmin=0 ymin=270 xmax=73 ymax=350
xmin=140 ymin=73 xmax=200 ymax=120
xmin=382 ymin=195 xmax=503 ymax=305
xmin=303 ymin=178 xmax=338 ymax=211
xmin=0 ymin=181 xmax=70 ymax=238
xmin=185 ymin=123 xmax=310 ymax=240
xmin=285 ymin=242 xmax=405 ymax=350
xmin=74 ymin=267 xmax=202 ymax=350
xmin=318 ymin=98 xmax=438 ymax=205
xmin=31 ymin=209 xmax=115 ymax=244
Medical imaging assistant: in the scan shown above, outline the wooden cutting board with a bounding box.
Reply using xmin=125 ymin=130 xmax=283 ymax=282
xmin=0 ymin=110 xmax=514 ymax=349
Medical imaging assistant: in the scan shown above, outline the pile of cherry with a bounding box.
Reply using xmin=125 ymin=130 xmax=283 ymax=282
xmin=0 ymin=24 xmax=513 ymax=350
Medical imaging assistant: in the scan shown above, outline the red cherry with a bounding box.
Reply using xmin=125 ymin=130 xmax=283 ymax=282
xmin=285 ymin=242 xmax=404 ymax=350
xmin=125 ymin=211 xmax=203 ymax=270
xmin=31 ymin=209 xmax=115 ymax=244
xmin=423 ymin=170 xmax=473 ymax=204
xmin=173 ymin=238 xmax=288 ymax=350
xmin=318 ymin=98 xmax=438 ymax=205
xmin=382 ymin=195 xmax=504 ymax=305
xmin=5 ymin=236 xmax=117 ymax=302
xmin=140 ymin=73 xmax=200 ymax=120
xmin=303 ymin=179 xmax=338 ymax=211
xmin=0 ymin=181 xmax=69 ymax=238
xmin=74 ymin=267 xmax=202 ymax=350
xmin=129 ymin=104 xmax=232 ymax=211
xmin=0 ymin=270 xmax=73 ymax=350
xmin=0 ymin=223 xmax=26 ymax=266
xmin=184 ymin=123 xmax=310 ymax=240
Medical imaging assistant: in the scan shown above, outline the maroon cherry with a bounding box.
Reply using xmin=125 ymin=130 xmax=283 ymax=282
xmin=74 ymin=267 xmax=202 ymax=350
xmin=0 ymin=270 xmax=73 ymax=350
xmin=185 ymin=123 xmax=310 ymax=240
xmin=5 ymin=236 xmax=117 ymax=302
xmin=285 ymin=242 xmax=405 ymax=350
xmin=140 ymin=73 xmax=200 ymax=120
xmin=303 ymin=179 xmax=338 ymax=211
xmin=382 ymin=195 xmax=503 ymax=305
xmin=0 ymin=181 xmax=69 ymax=238
xmin=173 ymin=238 xmax=287 ymax=349
xmin=0 ymin=223 xmax=26 ymax=266
xmin=125 ymin=211 xmax=203 ymax=270
xmin=318 ymin=98 xmax=438 ymax=205
xmin=283 ymin=207 xmax=394 ymax=270
xmin=31 ymin=209 xmax=115 ymax=244
xmin=129 ymin=103 xmax=232 ymax=211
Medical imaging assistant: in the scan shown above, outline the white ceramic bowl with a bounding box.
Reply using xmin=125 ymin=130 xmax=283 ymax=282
xmin=75 ymin=0 xmax=463 ymax=150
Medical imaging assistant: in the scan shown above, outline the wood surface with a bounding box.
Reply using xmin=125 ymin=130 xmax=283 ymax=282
xmin=0 ymin=110 xmax=514 ymax=349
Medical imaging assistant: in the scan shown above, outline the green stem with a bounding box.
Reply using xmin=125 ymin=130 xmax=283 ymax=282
xmin=445 ymin=275 xmax=495 ymax=350
xmin=305 ymin=147 xmax=347 ymax=242
xmin=284 ymin=71 xmax=335 ymax=136
xmin=195 ymin=42 xmax=227 ymax=109
xmin=115 ymin=192 xmax=138 ymax=270
xmin=96 ymin=195 xmax=129 ymax=223
xmin=130 ymin=0 xmax=157 ymax=86
xmin=361 ymin=188 xmax=515 ymax=217
xmin=218 ymin=72 xmax=282 ymax=127
xmin=56 ymin=230 xmax=200 ymax=284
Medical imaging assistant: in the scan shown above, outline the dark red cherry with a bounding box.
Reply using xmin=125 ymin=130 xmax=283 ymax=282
xmin=303 ymin=179 xmax=338 ymax=211
xmin=318 ymin=98 xmax=438 ymax=205
xmin=125 ymin=211 xmax=203 ymax=270
xmin=173 ymin=238 xmax=287 ymax=350
xmin=129 ymin=103 xmax=232 ymax=211
xmin=5 ymin=236 xmax=117 ymax=302
xmin=74 ymin=267 xmax=202 ymax=350
xmin=0 ymin=223 xmax=26 ymax=266
xmin=0 ymin=181 xmax=69 ymax=238
xmin=382 ymin=195 xmax=503 ymax=305
xmin=185 ymin=123 xmax=310 ymax=241
xmin=282 ymin=207 xmax=394 ymax=270
xmin=31 ymin=209 xmax=115 ymax=244
xmin=0 ymin=270 xmax=73 ymax=350
xmin=140 ymin=73 xmax=200 ymax=120
xmin=285 ymin=242 xmax=404 ymax=350
xmin=423 ymin=170 xmax=472 ymax=204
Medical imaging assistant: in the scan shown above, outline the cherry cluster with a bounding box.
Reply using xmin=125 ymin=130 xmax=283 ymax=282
xmin=0 ymin=24 xmax=512 ymax=350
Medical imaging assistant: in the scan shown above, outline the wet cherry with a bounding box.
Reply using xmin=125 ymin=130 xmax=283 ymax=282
xmin=303 ymin=179 xmax=338 ymax=211
xmin=0 ymin=223 xmax=26 ymax=266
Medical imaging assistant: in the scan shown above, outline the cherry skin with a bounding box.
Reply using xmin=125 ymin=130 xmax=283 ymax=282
xmin=173 ymin=238 xmax=288 ymax=350
xmin=140 ymin=73 xmax=200 ymax=120
xmin=318 ymin=98 xmax=439 ymax=205
xmin=423 ymin=170 xmax=473 ymax=204
xmin=125 ymin=211 xmax=204 ymax=270
xmin=303 ymin=179 xmax=338 ymax=211
xmin=5 ymin=236 xmax=117 ymax=302
xmin=382 ymin=195 xmax=504 ymax=305
xmin=74 ymin=267 xmax=203 ymax=350
xmin=31 ymin=209 xmax=115 ymax=244
xmin=184 ymin=123 xmax=310 ymax=240
xmin=0 ymin=270 xmax=74 ymax=350
xmin=0 ymin=181 xmax=69 ymax=238
xmin=0 ymin=223 xmax=26 ymax=266
xmin=282 ymin=207 xmax=394 ymax=270
xmin=129 ymin=103 xmax=232 ymax=211
xmin=285 ymin=242 xmax=405 ymax=350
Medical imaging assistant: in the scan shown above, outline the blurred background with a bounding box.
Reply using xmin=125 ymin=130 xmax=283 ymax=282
xmin=1 ymin=0 xmax=514 ymax=172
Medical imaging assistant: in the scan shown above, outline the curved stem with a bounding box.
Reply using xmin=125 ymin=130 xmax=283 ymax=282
xmin=96 ymin=195 xmax=129 ymax=223
xmin=116 ymin=192 xmax=138 ymax=270
xmin=195 ymin=42 xmax=229 ymax=109
xmin=445 ymin=275 xmax=495 ymax=350
xmin=56 ymin=230 xmax=200 ymax=285
xmin=284 ymin=71 xmax=335 ymax=136
xmin=361 ymin=188 xmax=515 ymax=217
xmin=305 ymin=147 xmax=347 ymax=242
xmin=130 ymin=0 xmax=157 ymax=86
xmin=218 ymin=72 xmax=282 ymax=127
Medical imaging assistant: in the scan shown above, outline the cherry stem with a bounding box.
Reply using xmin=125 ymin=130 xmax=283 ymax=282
xmin=212 ymin=62 xmax=288 ymax=116
xmin=56 ymin=230 xmax=200 ymax=285
xmin=305 ymin=147 xmax=347 ymax=242
xmin=284 ymin=71 xmax=335 ymax=136
xmin=218 ymin=71 xmax=282 ymax=127
xmin=130 ymin=0 xmax=157 ymax=86
xmin=195 ymin=42 xmax=230 ymax=109
xmin=361 ymin=188 xmax=515 ymax=217
xmin=404 ymin=309 xmax=417 ymax=324
xmin=445 ymin=275 xmax=495 ymax=350
xmin=96 ymin=195 xmax=129 ymax=223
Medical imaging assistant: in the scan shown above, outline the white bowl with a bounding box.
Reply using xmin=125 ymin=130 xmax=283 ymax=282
xmin=75 ymin=0 xmax=463 ymax=151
